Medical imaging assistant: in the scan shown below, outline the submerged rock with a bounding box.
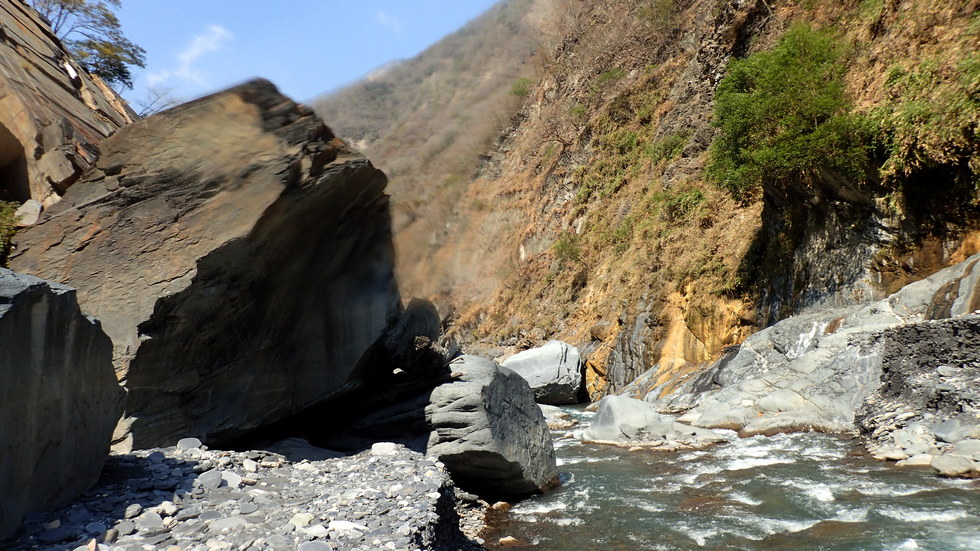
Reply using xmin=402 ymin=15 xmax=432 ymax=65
xmin=582 ymin=395 xmax=725 ymax=449
xmin=426 ymin=356 xmax=559 ymax=499
xmin=501 ymin=340 xmax=583 ymax=405
xmin=0 ymin=270 xmax=122 ymax=539
xmin=10 ymin=79 xmax=400 ymax=451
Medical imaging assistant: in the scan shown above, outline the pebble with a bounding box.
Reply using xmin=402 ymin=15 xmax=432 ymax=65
xmin=8 ymin=442 xmax=484 ymax=551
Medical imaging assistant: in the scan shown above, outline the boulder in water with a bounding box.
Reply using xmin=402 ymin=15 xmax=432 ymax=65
xmin=582 ymin=395 xmax=725 ymax=449
xmin=501 ymin=340 xmax=583 ymax=405
xmin=425 ymin=356 xmax=558 ymax=498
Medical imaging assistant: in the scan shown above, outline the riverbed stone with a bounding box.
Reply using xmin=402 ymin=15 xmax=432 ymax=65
xmin=501 ymin=340 xmax=583 ymax=405
xmin=583 ymin=395 xmax=725 ymax=449
xmin=425 ymin=355 xmax=559 ymax=499
xmin=7 ymin=444 xmax=482 ymax=551
xmin=931 ymin=454 xmax=977 ymax=477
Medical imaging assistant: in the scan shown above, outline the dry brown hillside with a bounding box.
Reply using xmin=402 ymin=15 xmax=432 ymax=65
xmin=317 ymin=0 xmax=979 ymax=399
xmin=313 ymin=0 xmax=559 ymax=289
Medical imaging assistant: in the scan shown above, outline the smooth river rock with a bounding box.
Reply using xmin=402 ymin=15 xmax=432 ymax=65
xmin=0 ymin=270 xmax=122 ymax=539
xmin=501 ymin=340 xmax=583 ymax=405
xmin=425 ymin=355 xmax=559 ymax=498
xmin=582 ymin=395 xmax=725 ymax=449
xmin=10 ymin=79 xmax=400 ymax=450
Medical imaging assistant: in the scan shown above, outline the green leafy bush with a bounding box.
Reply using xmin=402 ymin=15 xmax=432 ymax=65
xmin=706 ymin=24 xmax=870 ymax=198
xmin=552 ymin=233 xmax=582 ymax=265
xmin=0 ymin=201 xmax=21 ymax=266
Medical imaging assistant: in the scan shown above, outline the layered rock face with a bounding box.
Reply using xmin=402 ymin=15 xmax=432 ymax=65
xmin=0 ymin=0 xmax=134 ymax=206
xmin=10 ymin=79 xmax=400 ymax=450
xmin=501 ymin=340 xmax=583 ymax=405
xmin=649 ymin=254 xmax=980 ymax=469
xmin=426 ymin=356 xmax=559 ymax=498
xmin=0 ymin=269 xmax=122 ymax=539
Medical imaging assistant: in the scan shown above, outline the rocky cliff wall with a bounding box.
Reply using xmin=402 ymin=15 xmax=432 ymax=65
xmin=0 ymin=0 xmax=134 ymax=208
xmin=10 ymin=79 xmax=401 ymax=450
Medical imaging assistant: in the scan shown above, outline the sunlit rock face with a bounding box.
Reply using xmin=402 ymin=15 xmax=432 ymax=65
xmin=11 ymin=79 xmax=400 ymax=450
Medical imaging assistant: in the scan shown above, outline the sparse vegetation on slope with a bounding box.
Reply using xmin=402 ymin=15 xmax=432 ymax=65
xmin=313 ymin=0 xmax=980 ymax=398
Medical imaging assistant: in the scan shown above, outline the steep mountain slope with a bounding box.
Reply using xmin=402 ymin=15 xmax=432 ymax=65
xmin=317 ymin=0 xmax=979 ymax=399
xmin=313 ymin=0 xmax=558 ymax=288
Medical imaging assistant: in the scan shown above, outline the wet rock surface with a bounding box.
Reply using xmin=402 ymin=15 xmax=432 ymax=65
xmin=7 ymin=442 xmax=484 ymax=551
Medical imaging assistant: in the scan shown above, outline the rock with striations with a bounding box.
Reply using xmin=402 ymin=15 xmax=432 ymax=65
xmin=0 ymin=269 xmax=122 ymax=539
xmin=425 ymin=355 xmax=559 ymax=499
xmin=582 ymin=395 xmax=724 ymax=449
xmin=501 ymin=340 xmax=583 ymax=405
xmin=9 ymin=79 xmax=400 ymax=451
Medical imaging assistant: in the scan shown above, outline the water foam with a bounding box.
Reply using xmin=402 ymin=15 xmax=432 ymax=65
xmin=878 ymin=508 xmax=972 ymax=523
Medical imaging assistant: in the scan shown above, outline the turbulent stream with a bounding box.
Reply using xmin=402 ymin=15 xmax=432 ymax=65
xmin=484 ymin=407 xmax=980 ymax=550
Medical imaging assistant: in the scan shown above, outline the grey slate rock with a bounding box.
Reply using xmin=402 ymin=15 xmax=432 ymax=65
xmin=0 ymin=270 xmax=122 ymax=539
xmin=425 ymin=355 xmax=558 ymax=498
xmin=501 ymin=340 xmax=584 ymax=405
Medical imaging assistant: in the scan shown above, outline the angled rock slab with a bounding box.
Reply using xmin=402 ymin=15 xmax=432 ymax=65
xmin=10 ymin=80 xmax=400 ymax=450
xmin=501 ymin=340 xmax=583 ymax=405
xmin=661 ymin=254 xmax=980 ymax=437
xmin=0 ymin=270 xmax=122 ymax=538
xmin=425 ymin=356 xmax=558 ymax=499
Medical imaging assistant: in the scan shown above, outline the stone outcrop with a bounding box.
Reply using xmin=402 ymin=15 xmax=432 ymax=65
xmin=0 ymin=0 xmax=134 ymax=207
xmin=501 ymin=340 xmax=583 ymax=405
xmin=855 ymin=316 xmax=980 ymax=477
xmin=649 ymin=254 xmax=980 ymax=443
xmin=10 ymin=79 xmax=400 ymax=450
xmin=582 ymin=395 xmax=725 ymax=449
xmin=425 ymin=355 xmax=559 ymax=499
xmin=0 ymin=269 xmax=122 ymax=539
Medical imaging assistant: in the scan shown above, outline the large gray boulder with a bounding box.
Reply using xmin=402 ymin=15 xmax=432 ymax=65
xmin=501 ymin=340 xmax=583 ymax=405
xmin=10 ymin=80 xmax=400 ymax=450
xmin=582 ymin=395 xmax=724 ymax=449
xmin=0 ymin=270 xmax=122 ymax=539
xmin=425 ymin=356 xmax=558 ymax=498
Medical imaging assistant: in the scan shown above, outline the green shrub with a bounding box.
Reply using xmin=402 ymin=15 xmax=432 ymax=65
xmin=706 ymin=24 xmax=870 ymax=198
xmin=0 ymin=201 xmax=21 ymax=266
xmin=552 ymin=233 xmax=582 ymax=264
xmin=510 ymin=77 xmax=534 ymax=98
xmin=646 ymin=131 xmax=688 ymax=165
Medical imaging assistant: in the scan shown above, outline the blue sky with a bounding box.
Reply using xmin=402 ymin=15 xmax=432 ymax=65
xmin=116 ymin=1 xmax=501 ymax=106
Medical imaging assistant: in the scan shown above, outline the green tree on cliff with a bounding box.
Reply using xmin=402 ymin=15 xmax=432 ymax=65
xmin=29 ymin=0 xmax=145 ymax=89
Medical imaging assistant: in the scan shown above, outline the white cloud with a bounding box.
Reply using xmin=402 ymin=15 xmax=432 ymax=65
xmin=147 ymin=25 xmax=233 ymax=87
xmin=376 ymin=11 xmax=402 ymax=33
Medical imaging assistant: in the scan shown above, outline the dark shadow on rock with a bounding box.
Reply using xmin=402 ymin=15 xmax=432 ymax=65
xmin=5 ymin=453 xmax=200 ymax=549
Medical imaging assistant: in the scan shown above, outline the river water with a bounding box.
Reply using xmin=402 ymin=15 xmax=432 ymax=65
xmin=483 ymin=407 xmax=980 ymax=550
